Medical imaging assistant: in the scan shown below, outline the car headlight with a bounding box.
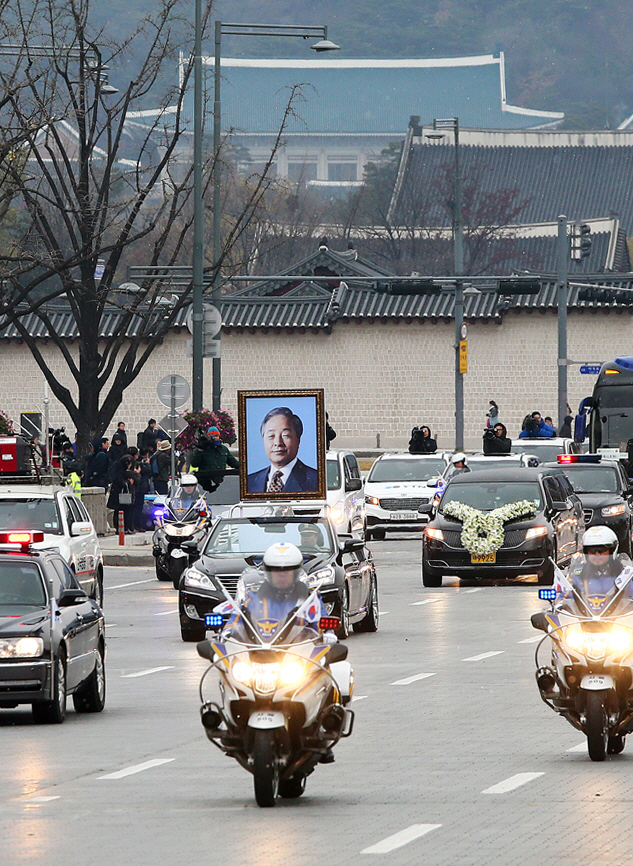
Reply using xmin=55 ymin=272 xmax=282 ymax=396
xmin=310 ymin=565 xmax=336 ymax=586
xmin=525 ymin=526 xmax=548 ymax=540
xmin=329 ymin=503 xmax=346 ymax=525
xmin=365 ymin=496 xmax=380 ymax=506
xmin=183 ymin=567 xmax=214 ymax=590
xmin=164 ymin=523 xmax=196 ymax=537
xmin=602 ymin=504 xmax=627 ymax=517
xmin=425 ymin=527 xmax=444 ymax=540
xmin=0 ymin=637 xmax=44 ymax=658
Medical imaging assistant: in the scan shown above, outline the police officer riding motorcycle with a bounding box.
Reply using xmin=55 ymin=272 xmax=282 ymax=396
xmin=152 ymin=474 xmax=211 ymax=588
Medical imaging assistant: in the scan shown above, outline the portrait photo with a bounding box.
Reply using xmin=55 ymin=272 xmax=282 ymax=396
xmin=238 ymin=389 xmax=326 ymax=501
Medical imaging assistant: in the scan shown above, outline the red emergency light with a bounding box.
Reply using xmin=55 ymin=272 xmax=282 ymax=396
xmin=319 ymin=616 xmax=341 ymax=632
xmin=0 ymin=531 xmax=44 ymax=549
xmin=557 ymin=455 xmax=602 ymax=465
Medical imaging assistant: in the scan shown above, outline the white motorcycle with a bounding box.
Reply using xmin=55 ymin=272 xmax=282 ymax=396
xmin=532 ymin=555 xmax=633 ymax=761
xmin=197 ymin=582 xmax=355 ymax=806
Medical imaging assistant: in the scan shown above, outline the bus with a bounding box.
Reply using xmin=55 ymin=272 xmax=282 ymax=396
xmin=576 ymin=357 xmax=633 ymax=452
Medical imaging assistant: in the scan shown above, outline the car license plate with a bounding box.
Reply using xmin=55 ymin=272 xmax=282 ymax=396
xmin=390 ymin=512 xmax=417 ymax=520
xmin=471 ymin=553 xmax=496 ymax=563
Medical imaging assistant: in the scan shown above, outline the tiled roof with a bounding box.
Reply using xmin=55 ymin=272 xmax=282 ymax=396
xmin=0 ymin=306 xmax=189 ymax=340
xmin=203 ymin=55 xmax=562 ymax=135
xmin=392 ymin=143 xmax=633 ymax=233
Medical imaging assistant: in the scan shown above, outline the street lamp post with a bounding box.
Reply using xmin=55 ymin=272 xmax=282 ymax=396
xmin=428 ymin=118 xmax=464 ymax=451
xmin=189 ymin=21 xmax=339 ymax=413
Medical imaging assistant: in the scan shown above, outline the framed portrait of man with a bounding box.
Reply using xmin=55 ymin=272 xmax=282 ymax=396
xmin=238 ymin=389 xmax=326 ymax=501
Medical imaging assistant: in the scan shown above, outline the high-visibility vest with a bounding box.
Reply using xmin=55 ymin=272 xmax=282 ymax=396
xmin=66 ymin=472 xmax=82 ymax=498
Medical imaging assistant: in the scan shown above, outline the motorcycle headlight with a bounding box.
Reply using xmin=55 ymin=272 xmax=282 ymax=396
xmin=0 ymin=637 xmax=44 ymax=658
xmin=183 ymin=567 xmax=214 ymax=590
xmin=164 ymin=524 xmax=196 ymax=537
xmin=232 ymin=660 xmax=253 ymax=686
xmin=563 ymin=625 xmax=585 ymax=654
xmin=279 ymin=660 xmax=306 ymax=686
xmin=564 ymin=626 xmax=610 ymax=660
xmin=310 ymin=565 xmax=336 ymax=586
xmin=602 ymin=504 xmax=627 ymax=517
xmin=329 ymin=503 xmax=346 ymax=525
xmin=252 ymin=662 xmax=280 ymax=694
xmin=608 ymin=626 xmax=633 ymax=654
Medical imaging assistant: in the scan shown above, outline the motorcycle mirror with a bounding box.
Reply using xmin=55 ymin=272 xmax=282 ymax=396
xmin=196 ymin=640 xmax=214 ymax=661
xmin=325 ymin=643 xmax=348 ymax=664
xmin=530 ymin=611 xmax=550 ymax=633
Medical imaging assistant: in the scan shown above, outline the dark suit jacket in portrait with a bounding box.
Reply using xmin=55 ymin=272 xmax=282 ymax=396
xmin=247 ymin=459 xmax=319 ymax=494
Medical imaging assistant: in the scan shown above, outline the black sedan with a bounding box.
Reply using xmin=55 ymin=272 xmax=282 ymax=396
xmin=543 ymin=457 xmax=633 ymax=556
xmin=178 ymin=514 xmax=378 ymax=641
xmin=421 ymin=467 xmax=582 ymax=586
xmin=0 ymin=532 xmax=106 ymax=723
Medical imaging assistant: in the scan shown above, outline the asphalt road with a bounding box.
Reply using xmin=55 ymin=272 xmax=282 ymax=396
xmin=2 ymin=535 xmax=632 ymax=866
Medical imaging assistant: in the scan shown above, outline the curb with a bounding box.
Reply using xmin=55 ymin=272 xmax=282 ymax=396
xmin=103 ymin=552 xmax=156 ymax=567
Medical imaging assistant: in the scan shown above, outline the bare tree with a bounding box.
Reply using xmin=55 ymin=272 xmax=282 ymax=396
xmin=0 ymin=0 xmax=296 ymax=452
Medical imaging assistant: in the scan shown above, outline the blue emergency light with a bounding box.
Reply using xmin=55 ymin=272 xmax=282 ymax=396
xmin=538 ymin=588 xmax=557 ymax=601
xmin=205 ymin=614 xmax=223 ymax=628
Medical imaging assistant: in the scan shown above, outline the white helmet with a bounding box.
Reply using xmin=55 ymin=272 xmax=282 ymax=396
xmin=451 ymin=452 xmax=467 ymax=465
xmin=582 ymin=525 xmax=618 ymax=555
xmin=262 ymin=542 xmax=304 ymax=594
xmin=180 ymin=473 xmax=198 ymax=487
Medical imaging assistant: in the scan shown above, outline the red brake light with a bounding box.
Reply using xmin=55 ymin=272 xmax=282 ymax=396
xmin=319 ymin=616 xmax=340 ymax=631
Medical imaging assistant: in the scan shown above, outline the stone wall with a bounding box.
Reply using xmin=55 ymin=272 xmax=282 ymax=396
xmin=1 ymin=308 xmax=631 ymax=451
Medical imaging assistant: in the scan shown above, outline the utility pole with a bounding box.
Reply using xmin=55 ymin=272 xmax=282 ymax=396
xmin=557 ymin=214 xmax=569 ymax=432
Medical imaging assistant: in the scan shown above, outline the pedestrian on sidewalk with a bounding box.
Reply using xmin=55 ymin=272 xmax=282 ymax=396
xmin=486 ymin=400 xmax=499 ymax=428
xmin=107 ymin=455 xmax=136 ymax=533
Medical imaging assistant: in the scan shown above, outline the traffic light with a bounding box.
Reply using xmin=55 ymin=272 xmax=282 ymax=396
xmin=375 ymin=280 xmax=439 ymax=296
xmin=577 ymin=288 xmax=633 ymax=305
xmin=570 ymin=223 xmax=592 ymax=260
xmin=497 ymin=279 xmax=541 ymax=296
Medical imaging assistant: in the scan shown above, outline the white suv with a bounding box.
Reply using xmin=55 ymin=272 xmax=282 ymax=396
xmin=325 ymin=449 xmax=366 ymax=536
xmin=0 ymin=485 xmax=104 ymax=604
xmin=364 ymin=452 xmax=451 ymax=540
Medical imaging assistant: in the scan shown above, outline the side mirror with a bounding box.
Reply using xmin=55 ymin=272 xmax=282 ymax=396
xmin=325 ymin=643 xmax=348 ymax=664
xmin=426 ymin=478 xmax=439 ymax=488
xmin=418 ymin=502 xmax=434 ymax=514
xmin=345 ymin=477 xmax=363 ymax=492
xmin=197 ymin=640 xmax=214 ymax=661
xmin=550 ymin=501 xmax=567 ymax=512
xmin=530 ymin=611 xmax=550 ymax=633
xmin=70 ymin=521 xmax=92 ymax=537
xmin=58 ymin=588 xmax=89 ymax=607
xmin=342 ymin=537 xmax=364 ymax=553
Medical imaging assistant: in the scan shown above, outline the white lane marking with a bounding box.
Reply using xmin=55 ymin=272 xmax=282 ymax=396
xmin=154 ymin=610 xmax=178 ymax=616
xmin=391 ymin=672 xmax=436 ymax=686
xmin=352 ymin=695 xmax=368 ymax=702
xmin=410 ymin=599 xmax=440 ymax=606
xmin=24 ymin=796 xmax=60 ymax=803
xmin=105 ymin=623 xmax=118 ymax=628
xmin=567 ymin=742 xmax=587 ymax=753
xmin=361 ymin=824 xmax=442 ymax=855
xmin=99 ymin=758 xmax=174 ymax=780
xmin=121 ymin=666 xmax=174 ymax=678
xmin=379 ymin=611 xmax=390 ymax=616
xmin=518 ymin=636 xmax=541 ymax=644
xmin=108 ymin=578 xmax=155 ymax=590
xmin=464 ymin=588 xmax=482 ymax=593
xmin=482 ymin=772 xmax=544 ymax=794
xmin=463 ymin=651 xmax=505 ymax=661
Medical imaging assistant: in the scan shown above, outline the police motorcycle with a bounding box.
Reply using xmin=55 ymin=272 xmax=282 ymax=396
xmin=196 ymin=542 xmax=355 ymax=807
xmin=152 ymin=475 xmax=212 ymax=588
xmin=532 ymin=526 xmax=633 ymax=761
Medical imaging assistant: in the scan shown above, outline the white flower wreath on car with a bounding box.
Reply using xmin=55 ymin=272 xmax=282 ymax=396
xmin=442 ymin=499 xmax=537 ymax=556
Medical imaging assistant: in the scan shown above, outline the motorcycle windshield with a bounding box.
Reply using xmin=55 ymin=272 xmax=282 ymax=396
xmin=165 ymin=497 xmax=201 ymax=522
xmin=568 ymin=552 xmax=633 ymax=614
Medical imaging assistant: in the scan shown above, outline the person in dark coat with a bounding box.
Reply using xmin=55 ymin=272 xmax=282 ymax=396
xmin=325 ymin=413 xmax=337 ymax=450
xmin=108 ymin=433 xmax=127 ymax=481
xmin=141 ymin=419 xmax=160 ymax=451
xmin=115 ymin=422 xmax=128 ymax=447
xmin=85 ymin=438 xmax=110 ymax=490
xmin=190 ymin=427 xmax=240 ymax=493
xmin=153 ymin=439 xmax=172 ymax=495
xmin=559 ymin=415 xmax=574 ymax=439
xmin=133 ymin=449 xmax=153 ymax=530
xmin=408 ymin=425 xmax=437 ymax=454
xmin=107 ymin=455 xmax=136 ymax=533
xmin=483 ymin=423 xmax=512 ymax=455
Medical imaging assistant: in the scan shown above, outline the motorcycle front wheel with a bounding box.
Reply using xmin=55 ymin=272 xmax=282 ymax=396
xmin=585 ymin=691 xmax=608 ymax=762
xmin=252 ymin=729 xmax=279 ymax=807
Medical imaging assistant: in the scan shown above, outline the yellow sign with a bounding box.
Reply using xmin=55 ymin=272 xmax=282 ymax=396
xmin=459 ymin=340 xmax=468 ymax=374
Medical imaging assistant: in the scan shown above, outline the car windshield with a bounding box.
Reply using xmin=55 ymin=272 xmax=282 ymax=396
xmin=0 ymin=499 xmax=62 ymax=535
xmin=327 ymin=460 xmax=341 ymax=490
xmin=0 ymin=561 xmax=47 ymax=613
xmin=562 ymin=466 xmax=620 ymax=494
xmin=368 ymin=458 xmax=446 ymax=483
xmin=204 ymin=518 xmax=334 ymax=560
xmin=512 ymin=442 xmax=565 ymax=462
xmin=440 ymin=482 xmax=543 ymax=513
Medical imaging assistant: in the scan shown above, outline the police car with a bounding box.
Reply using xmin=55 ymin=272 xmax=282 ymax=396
xmin=0 ymin=531 xmax=106 ymax=722
xmin=0 ymin=486 xmax=104 ymax=605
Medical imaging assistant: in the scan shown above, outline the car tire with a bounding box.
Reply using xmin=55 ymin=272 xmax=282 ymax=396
xmin=33 ymin=651 xmax=67 ymax=724
xmin=422 ymin=549 xmax=442 ymax=587
xmin=73 ymin=640 xmax=106 ymax=713
xmin=92 ymin=565 xmax=104 ymax=608
xmin=335 ymin=588 xmax=350 ymax=640
xmin=181 ymin=623 xmax=206 ymax=643
xmin=353 ymin=576 xmax=379 ymax=633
